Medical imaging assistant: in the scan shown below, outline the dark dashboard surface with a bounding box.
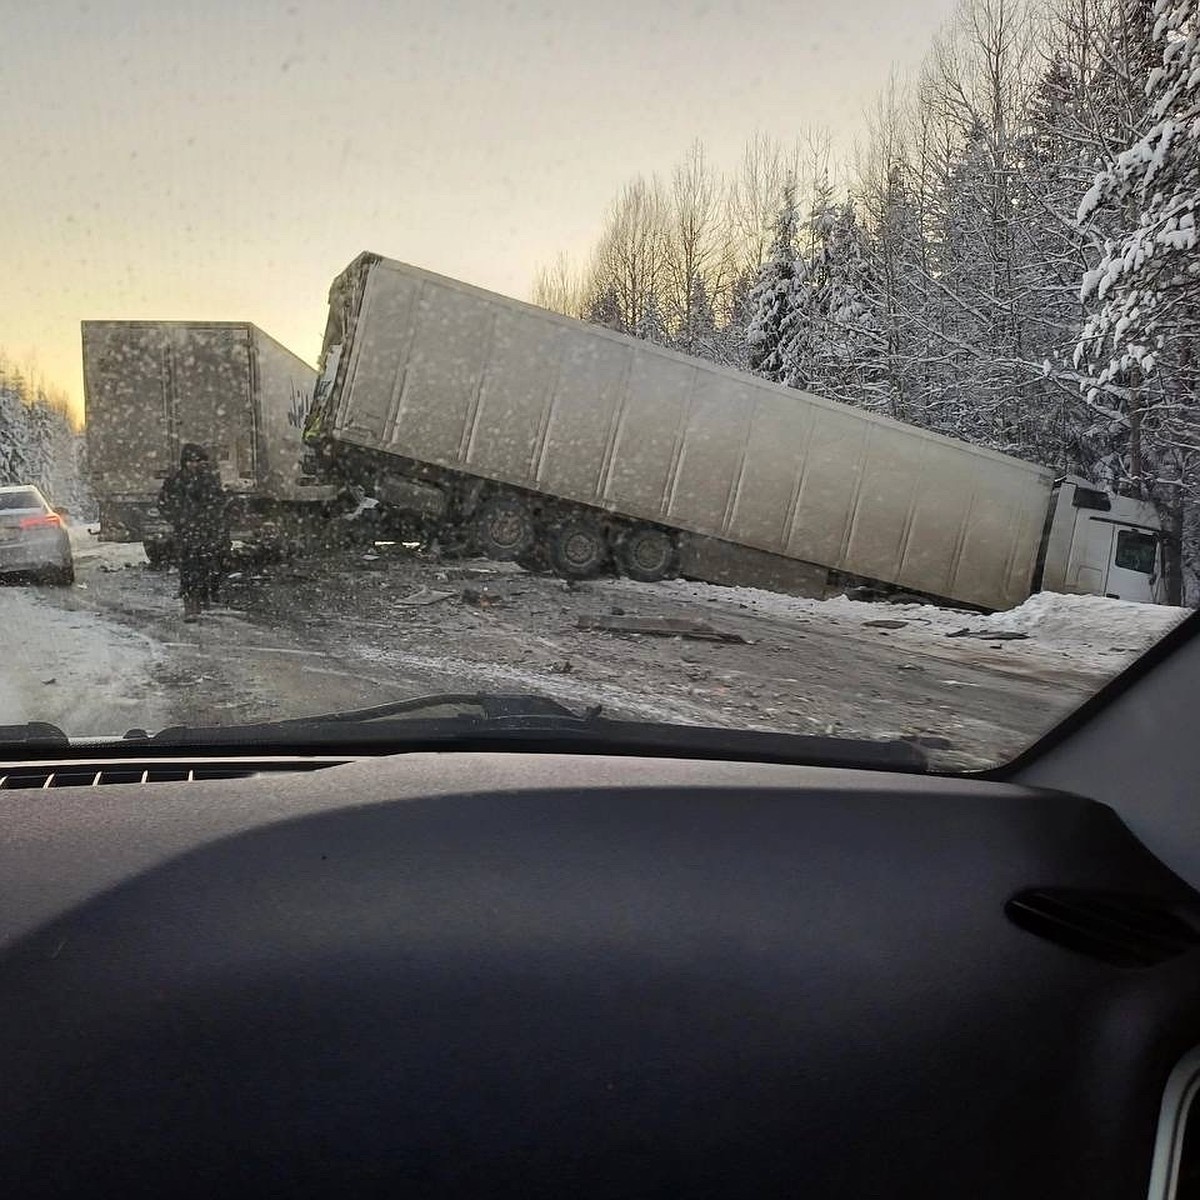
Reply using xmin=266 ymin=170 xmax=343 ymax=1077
xmin=2 ymin=752 xmax=1199 ymax=1198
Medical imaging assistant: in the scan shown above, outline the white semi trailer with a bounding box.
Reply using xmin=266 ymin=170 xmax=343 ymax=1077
xmin=304 ymin=253 xmax=1167 ymax=610
xmin=83 ymin=321 xmax=332 ymax=562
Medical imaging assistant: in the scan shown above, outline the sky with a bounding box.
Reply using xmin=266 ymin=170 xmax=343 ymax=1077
xmin=1 ymin=0 xmax=959 ymax=423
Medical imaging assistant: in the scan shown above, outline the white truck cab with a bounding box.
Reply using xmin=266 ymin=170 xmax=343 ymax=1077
xmin=1039 ymin=477 xmax=1167 ymax=605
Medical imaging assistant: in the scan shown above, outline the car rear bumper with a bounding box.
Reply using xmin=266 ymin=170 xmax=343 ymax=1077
xmin=0 ymin=532 xmax=72 ymax=573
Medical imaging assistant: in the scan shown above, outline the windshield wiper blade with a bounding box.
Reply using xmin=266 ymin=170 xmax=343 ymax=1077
xmin=276 ymin=692 xmax=598 ymax=726
xmin=0 ymin=722 xmax=70 ymax=749
xmin=140 ymin=692 xmax=596 ymax=743
xmin=127 ymin=691 xmax=928 ymax=772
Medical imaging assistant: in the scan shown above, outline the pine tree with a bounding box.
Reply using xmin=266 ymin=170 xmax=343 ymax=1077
xmin=584 ymin=283 xmax=625 ymax=333
xmin=796 ymin=203 xmax=881 ymax=403
xmin=676 ymin=274 xmax=719 ymax=355
xmin=746 ymin=183 xmax=803 ymax=382
xmin=634 ymin=292 xmax=669 ymax=344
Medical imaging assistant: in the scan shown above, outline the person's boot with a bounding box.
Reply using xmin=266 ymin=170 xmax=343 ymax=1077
xmin=183 ymin=595 xmax=201 ymax=623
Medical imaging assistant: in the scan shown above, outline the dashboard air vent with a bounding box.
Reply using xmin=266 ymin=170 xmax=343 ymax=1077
xmin=0 ymin=760 xmax=343 ymax=791
xmin=1005 ymin=888 xmax=1200 ymax=968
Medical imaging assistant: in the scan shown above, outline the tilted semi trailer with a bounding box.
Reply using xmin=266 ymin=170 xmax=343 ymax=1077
xmin=303 ymin=253 xmax=1167 ymax=610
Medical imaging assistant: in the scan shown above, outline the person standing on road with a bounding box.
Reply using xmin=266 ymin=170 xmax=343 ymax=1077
xmin=158 ymin=443 xmax=230 ymax=622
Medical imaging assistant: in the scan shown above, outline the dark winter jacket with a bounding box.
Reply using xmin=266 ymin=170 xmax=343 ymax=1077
xmin=158 ymin=445 xmax=229 ymax=551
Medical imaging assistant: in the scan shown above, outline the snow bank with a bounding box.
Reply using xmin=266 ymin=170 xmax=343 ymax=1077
xmin=966 ymin=592 xmax=1190 ymax=652
xmin=613 ymin=575 xmax=1191 ymax=664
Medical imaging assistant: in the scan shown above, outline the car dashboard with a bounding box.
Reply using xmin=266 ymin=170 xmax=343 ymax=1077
xmin=2 ymin=748 xmax=1200 ymax=1198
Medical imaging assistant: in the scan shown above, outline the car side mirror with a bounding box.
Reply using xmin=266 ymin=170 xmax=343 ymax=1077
xmin=53 ymin=506 xmax=70 ymax=518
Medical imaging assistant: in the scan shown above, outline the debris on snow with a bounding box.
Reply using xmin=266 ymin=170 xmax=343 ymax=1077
xmin=461 ymin=586 xmax=504 ymax=608
xmin=395 ymin=587 xmax=455 ymax=607
xmin=946 ymin=629 xmax=1030 ymax=641
xmin=342 ymin=494 xmax=380 ymax=521
xmin=578 ymin=613 xmax=751 ymax=643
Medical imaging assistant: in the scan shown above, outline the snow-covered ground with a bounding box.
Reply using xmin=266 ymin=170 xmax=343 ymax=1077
xmin=627 ymin=576 xmax=1191 ymax=675
xmin=0 ymin=583 xmax=169 ymax=735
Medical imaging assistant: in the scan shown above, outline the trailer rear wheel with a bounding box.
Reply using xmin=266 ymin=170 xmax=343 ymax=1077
xmin=614 ymin=526 xmax=678 ymax=583
xmin=474 ymin=494 xmax=535 ymax=561
xmin=548 ymin=519 xmax=609 ymax=580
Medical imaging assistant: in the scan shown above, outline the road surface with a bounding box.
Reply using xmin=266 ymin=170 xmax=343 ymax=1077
xmin=0 ymin=524 xmax=1179 ymax=768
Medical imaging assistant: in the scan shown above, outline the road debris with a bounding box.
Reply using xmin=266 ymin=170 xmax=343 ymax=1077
xmin=946 ymin=629 xmax=1030 ymax=641
xmin=461 ymin=586 xmax=504 ymax=608
xmin=395 ymin=587 xmax=455 ymax=607
xmin=863 ymin=619 xmax=909 ymax=630
xmin=577 ymin=613 xmax=751 ymax=643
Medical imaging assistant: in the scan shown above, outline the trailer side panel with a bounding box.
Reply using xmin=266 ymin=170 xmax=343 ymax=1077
xmin=318 ymin=258 xmax=1055 ymax=610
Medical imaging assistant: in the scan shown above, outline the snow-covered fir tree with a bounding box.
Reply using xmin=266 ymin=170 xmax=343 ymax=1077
xmin=1075 ymin=0 xmax=1200 ymax=599
xmin=675 ymin=275 xmax=718 ymax=356
xmin=584 ymin=283 xmax=625 ymax=333
xmin=746 ymin=183 xmax=803 ymax=383
xmin=634 ymin=292 xmax=669 ymax=344
xmin=792 ymin=202 xmax=881 ymax=402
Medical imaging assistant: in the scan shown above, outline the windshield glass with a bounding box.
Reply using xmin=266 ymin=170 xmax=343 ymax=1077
xmin=2 ymin=0 xmax=1195 ymax=770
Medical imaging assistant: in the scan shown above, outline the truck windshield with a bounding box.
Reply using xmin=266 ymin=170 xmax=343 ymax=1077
xmin=1 ymin=0 xmax=1196 ymax=771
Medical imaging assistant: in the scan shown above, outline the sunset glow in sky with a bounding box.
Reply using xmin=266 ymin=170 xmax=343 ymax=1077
xmin=3 ymin=0 xmax=958 ymax=423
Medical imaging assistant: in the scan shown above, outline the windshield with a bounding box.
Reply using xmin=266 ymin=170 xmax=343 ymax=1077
xmin=2 ymin=0 xmax=1195 ymax=771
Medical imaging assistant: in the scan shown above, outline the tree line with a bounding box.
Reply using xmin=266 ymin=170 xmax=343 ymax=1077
xmin=532 ymin=0 xmax=1200 ymax=602
xmin=0 ymin=351 xmax=91 ymax=516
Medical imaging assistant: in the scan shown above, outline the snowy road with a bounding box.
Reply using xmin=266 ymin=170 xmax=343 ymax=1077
xmin=3 ymin=524 xmax=1188 ymax=768
xmin=0 ymin=583 xmax=169 ymax=735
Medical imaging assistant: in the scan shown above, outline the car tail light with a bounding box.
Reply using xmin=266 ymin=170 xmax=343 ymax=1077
xmin=18 ymin=513 xmax=62 ymax=529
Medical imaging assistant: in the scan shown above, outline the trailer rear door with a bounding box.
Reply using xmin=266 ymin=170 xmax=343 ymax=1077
xmin=169 ymin=326 xmax=256 ymax=488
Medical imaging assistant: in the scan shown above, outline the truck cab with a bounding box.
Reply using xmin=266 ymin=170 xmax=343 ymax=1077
xmin=1039 ymin=478 xmax=1168 ymax=605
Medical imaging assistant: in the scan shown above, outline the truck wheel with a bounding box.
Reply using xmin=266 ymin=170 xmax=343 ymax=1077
xmin=474 ymin=495 xmax=535 ymax=561
xmin=548 ymin=519 xmax=609 ymax=580
xmin=614 ymin=526 xmax=678 ymax=583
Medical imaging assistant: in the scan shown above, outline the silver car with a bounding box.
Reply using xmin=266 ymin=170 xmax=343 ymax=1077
xmin=0 ymin=485 xmax=75 ymax=585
